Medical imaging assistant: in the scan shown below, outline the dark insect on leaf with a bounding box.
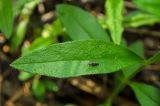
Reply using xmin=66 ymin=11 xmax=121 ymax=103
xmin=88 ymin=62 xmax=99 ymax=67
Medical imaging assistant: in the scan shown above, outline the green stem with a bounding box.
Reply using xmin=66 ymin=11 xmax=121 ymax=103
xmin=104 ymin=47 xmax=159 ymax=106
xmin=105 ymin=65 xmax=144 ymax=105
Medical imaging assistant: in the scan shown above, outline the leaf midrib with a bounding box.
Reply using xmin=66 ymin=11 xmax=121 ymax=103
xmin=72 ymin=13 xmax=95 ymax=39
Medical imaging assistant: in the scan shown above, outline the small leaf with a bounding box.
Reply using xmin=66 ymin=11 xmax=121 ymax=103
xmin=18 ymin=71 xmax=33 ymax=81
xmin=124 ymin=11 xmax=160 ymax=27
xmin=145 ymin=52 xmax=160 ymax=65
xmin=32 ymin=79 xmax=45 ymax=101
xmin=133 ymin=0 xmax=160 ymax=17
xmin=51 ymin=19 xmax=64 ymax=36
xmin=43 ymin=79 xmax=59 ymax=92
xmin=0 ymin=0 xmax=13 ymax=38
xmin=10 ymin=19 xmax=28 ymax=52
xmin=129 ymin=41 xmax=144 ymax=58
xmin=11 ymin=40 xmax=143 ymax=78
xmin=120 ymin=39 xmax=127 ymax=47
xmin=56 ymin=4 xmax=110 ymax=41
xmin=105 ymin=0 xmax=124 ymax=44
xmin=22 ymin=37 xmax=53 ymax=55
xmin=10 ymin=0 xmax=40 ymax=52
xmin=42 ymin=19 xmax=64 ymax=37
xmin=123 ymin=63 xmax=141 ymax=78
xmin=130 ymin=82 xmax=160 ymax=106
xmin=123 ymin=41 xmax=144 ymax=77
xmin=13 ymin=0 xmax=33 ymax=16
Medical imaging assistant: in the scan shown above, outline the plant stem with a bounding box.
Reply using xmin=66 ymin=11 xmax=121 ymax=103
xmin=105 ymin=80 xmax=127 ymax=105
xmin=105 ymin=46 xmax=159 ymax=106
xmin=105 ymin=65 xmax=144 ymax=105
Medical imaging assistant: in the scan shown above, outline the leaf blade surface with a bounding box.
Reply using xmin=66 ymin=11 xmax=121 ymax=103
xmin=11 ymin=40 xmax=143 ymax=78
xmin=57 ymin=4 xmax=110 ymax=41
xmin=130 ymin=82 xmax=160 ymax=106
xmin=0 ymin=0 xmax=13 ymax=38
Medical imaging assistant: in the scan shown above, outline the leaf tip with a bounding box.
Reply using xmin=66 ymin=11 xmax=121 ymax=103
xmin=10 ymin=59 xmax=19 ymax=69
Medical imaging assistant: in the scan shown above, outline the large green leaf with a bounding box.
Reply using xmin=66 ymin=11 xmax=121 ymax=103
xmin=11 ymin=40 xmax=143 ymax=78
xmin=105 ymin=0 xmax=124 ymax=44
xmin=133 ymin=0 xmax=160 ymax=17
xmin=130 ymin=82 xmax=160 ymax=106
xmin=0 ymin=0 xmax=13 ymax=38
xmin=124 ymin=11 xmax=160 ymax=27
xmin=56 ymin=4 xmax=110 ymax=41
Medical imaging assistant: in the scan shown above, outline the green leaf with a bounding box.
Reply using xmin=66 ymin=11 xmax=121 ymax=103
xmin=51 ymin=19 xmax=64 ymax=36
xmin=145 ymin=52 xmax=160 ymax=65
xmin=20 ymin=0 xmax=40 ymax=16
xmin=124 ymin=11 xmax=160 ymax=27
xmin=105 ymin=0 xmax=124 ymax=44
xmin=129 ymin=41 xmax=144 ymax=58
xmin=13 ymin=0 xmax=33 ymax=16
xmin=0 ymin=0 xmax=13 ymax=38
xmin=43 ymin=79 xmax=59 ymax=92
xmin=133 ymin=0 xmax=160 ymax=17
xmin=10 ymin=19 xmax=28 ymax=52
xmin=18 ymin=71 xmax=33 ymax=81
xmin=56 ymin=4 xmax=110 ymax=41
xmin=22 ymin=37 xmax=53 ymax=55
xmin=120 ymin=39 xmax=127 ymax=47
xmin=10 ymin=0 xmax=40 ymax=52
xmin=111 ymin=41 xmax=144 ymax=102
xmin=123 ymin=41 xmax=144 ymax=78
xmin=130 ymin=82 xmax=160 ymax=106
xmin=123 ymin=63 xmax=141 ymax=78
xmin=42 ymin=19 xmax=64 ymax=37
xmin=97 ymin=15 xmax=108 ymax=29
xmin=11 ymin=40 xmax=143 ymax=78
xmin=32 ymin=79 xmax=45 ymax=101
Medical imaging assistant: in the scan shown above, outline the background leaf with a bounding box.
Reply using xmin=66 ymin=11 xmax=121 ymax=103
xmin=43 ymin=79 xmax=59 ymax=92
xmin=145 ymin=52 xmax=160 ymax=65
xmin=123 ymin=41 xmax=144 ymax=78
xmin=105 ymin=0 xmax=124 ymax=44
xmin=32 ymin=79 xmax=45 ymax=101
xmin=11 ymin=40 xmax=143 ymax=78
xmin=10 ymin=0 xmax=40 ymax=52
xmin=18 ymin=71 xmax=34 ymax=81
xmin=0 ymin=0 xmax=13 ymax=38
xmin=133 ymin=0 xmax=160 ymax=17
xmin=130 ymin=82 xmax=160 ymax=106
xmin=10 ymin=19 xmax=28 ymax=52
xmin=124 ymin=11 xmax=160 ymax=27
xmin=129 ymin=41 xmax=144 ymax=58
xmin=13 ymin=0 xmax=33 ymax=16
xmin=22 ymin=37 xmax=53 ymax=55
xmin=56 ymin=4 xmax=110 ymax=41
